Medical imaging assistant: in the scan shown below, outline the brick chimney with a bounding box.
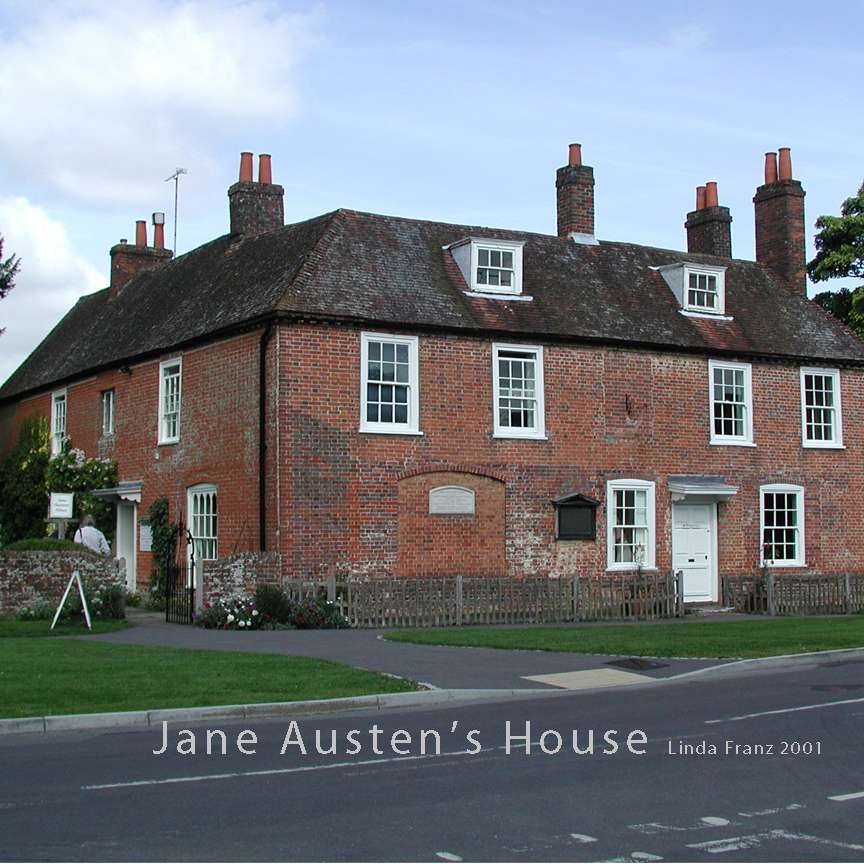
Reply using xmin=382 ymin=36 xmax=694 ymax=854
xmin=753 ymin=147 xmax=807 ymax=294
xmin=685 ymin=180 xmax=733 ymax=258
xmin=228 ymin=152 xmax=285 ymax=237
xmin=556 ymin=143 xmax=597 ymax=244
xmin=109 ymin=215 xmax=173 ymax=299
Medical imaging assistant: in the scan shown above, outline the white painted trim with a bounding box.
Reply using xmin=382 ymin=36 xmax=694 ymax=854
xmin=800 ymin=366 xmax=844 ymax=449
xmin=187 ymin=484 xmax=218 ymax=590
xmin=606 ymin=478 xmax=656 ymax=571
xmin=50 ymin=388 xmax=67 ymax=456
xmin=115 ymin=502 xmax=137 ymax=592
xmin=679 ymin=310 xmax=734 ymax=321
xmin=708 ymin=359 xmax=754 ymax=446
xmin=447 ymin=237 xmax=525 ymax=296
xmin=684 ymin=264 xmax=727 ymax=315
xmin=491 ymin=342 xmax=546 ymax=439
xmin=359 ymin=332 xmax=420 ymax=435
xmin=157 ymin=357 xmax=182 ymax=445
xmin=759 ymin=483 xmax=805 ymax=567
xmin=462 ymin=290 xmax=534 ymax=302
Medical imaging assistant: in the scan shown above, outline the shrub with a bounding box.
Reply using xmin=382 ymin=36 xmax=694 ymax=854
xmin=17 ymin=601 xmax=54 ymax=620
xmin=291 ymin=598 xmax=350 ymax=629
xmin=254 ymin=584 xmax=293 ymax=624
xmin=125 ymin=591 xmax=142 ymax=607
xmin=147 ymin=497 xmax=180 ymax=604
xmin=195 ymin=596 xmax=265 ymax=630
xmin=0 ymin=416 xmax=50 ymax=544
xmin=2 ymin=538 xmax=98 ymax=555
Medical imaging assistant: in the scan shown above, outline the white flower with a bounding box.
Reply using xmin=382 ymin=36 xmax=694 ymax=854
xmin=238 ymin=620 xmax=246 ymax=628
xmin=226 ymin=614 xmax=235 ymax=623
xmin=252 ymin=610 xmax=258 ymax=616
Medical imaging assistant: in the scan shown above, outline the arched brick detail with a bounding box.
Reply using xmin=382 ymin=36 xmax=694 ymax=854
xmin=397 ymin=464 xmax=508 ymax=484
xmin=397 ymin=471 xmax=506 ymax=578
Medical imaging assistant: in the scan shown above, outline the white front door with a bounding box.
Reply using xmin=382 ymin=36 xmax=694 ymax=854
xmin=115 ymin=502 xmax=137 ymax=592
xmin=672 ymin=503 xmax=716 ymax=602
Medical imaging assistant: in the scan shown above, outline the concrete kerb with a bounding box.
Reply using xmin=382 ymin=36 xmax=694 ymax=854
xmin=0 ymin=688 xmax=552 ymax=737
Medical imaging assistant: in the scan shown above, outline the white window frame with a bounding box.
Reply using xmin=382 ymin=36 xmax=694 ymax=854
xmin=187 ymin=484 xmax=218 ymax=588
xmin=800 ymin=367 xmax=843 ymax=449
xmin=760 ymin=484 xmax=805 ymax=568
xmin=101 ymin=389 xmax=115 ymax=437
xmin=492 ymin=343 xmax=546 ymax=440
xmin=471 ymin=241 xmax=523 ymax=295
xmin=158 ymin=358 xmax=182 ymax=445
xmin=684 ymin=266 xmax=725 ymax=315
xmin=606 ymin=479 xmax=656 ymax=571
xmin=708 ymin=359 xmax=754 ymax=446
xmin=359 ymin=332 xmax=421 ymax=435
xmin=50 ymin=388 xmax=67 ymax=456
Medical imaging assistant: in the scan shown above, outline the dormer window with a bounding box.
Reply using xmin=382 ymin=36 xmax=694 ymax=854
xmin=477 ymin=247 xmax=515 ymax=290
xmin=657 ymin=263 xmax=727 ymax=317
xmin=687 ymin=270 xmax=719 ymax=312
xmin=447 ymin=238 xmax=525 ymax=297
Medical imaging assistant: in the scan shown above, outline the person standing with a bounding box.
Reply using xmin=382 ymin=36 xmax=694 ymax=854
xmin=73 ymin=514 xmax=111 ymax=556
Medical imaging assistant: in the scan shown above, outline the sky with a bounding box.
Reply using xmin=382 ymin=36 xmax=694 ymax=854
xmin=1 ymin=0 xmax=862 ymax=383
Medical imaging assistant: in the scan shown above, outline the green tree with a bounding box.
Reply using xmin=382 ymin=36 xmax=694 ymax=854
xmin=0 ymin=234 xmax=20 ymax=335
xmin=44 ymin=442 xmax=117 ymax=537
xmin=808 ymin=182 xmax=864 ymax=338
xmin=0 ymin=416 xmax=50 ymax=543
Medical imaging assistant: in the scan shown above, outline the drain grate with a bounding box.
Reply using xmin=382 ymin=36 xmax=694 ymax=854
xmin=606 ymin=657 xmax=669 ymax=671
xmin=811 ymin=684 xmax=863 ymax=692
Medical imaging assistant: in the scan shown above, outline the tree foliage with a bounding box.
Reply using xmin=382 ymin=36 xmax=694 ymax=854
xmin=44 ymin=442 xmax=117 ymax=536
xmin=146 ymin=496 xmax=180 ymax=603
xmin=0 ymin=416 xmax=50 ymax=544
xmin=0 ymin=234 xmax=20 ymax=336
xmin=808 ymin=182 xmax=864 ymax=283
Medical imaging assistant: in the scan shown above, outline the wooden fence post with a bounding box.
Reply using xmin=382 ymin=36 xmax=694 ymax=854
xmin=572 ymin=574 xmax=580 ymax=622
xmin=767 ymin=572 xmax=776 ymax=616
xmin=455 ymin=574 xmax=464 ymax=625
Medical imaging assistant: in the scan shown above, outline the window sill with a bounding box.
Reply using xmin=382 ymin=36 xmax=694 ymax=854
xmin=680 ymin=309 xmax=733 ymax=321
xmin=710 ymin=439 xmax=756 ymax=448
xmin=605 ymin=566 xmax=659 ymax=574
xmin=802 ymin=442 xmax=845 ymax=450
xmin=464 ymin=290 xmax=533 ymax=302
xmin=760 ymin=562 xmax=806 ymax=569
xmin=492 ymin=432 xmax=548 ymax=441
xmin=358 ymin=427 xmax=424 ymax=437
xmin=157 ymin=439 xmax=179 ymax=447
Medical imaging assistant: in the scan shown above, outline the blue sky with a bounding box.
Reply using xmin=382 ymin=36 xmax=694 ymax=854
xmin=1 ymin=0 xmax=862 ymax=382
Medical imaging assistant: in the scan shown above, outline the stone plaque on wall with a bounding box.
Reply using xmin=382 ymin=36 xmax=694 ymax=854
xmin=139 ymin=522 xmax=153 ymax=553
xmin=429 ymin=485 xmax=475 ymax=515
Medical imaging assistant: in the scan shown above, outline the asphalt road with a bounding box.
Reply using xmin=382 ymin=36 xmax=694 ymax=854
xmin=2 ymin=655 xmax=864 ymax=862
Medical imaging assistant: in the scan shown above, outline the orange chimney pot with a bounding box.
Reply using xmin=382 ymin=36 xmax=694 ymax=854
xmin=778 ymin=147 xmax=793 ymax=181
xmin=568 ymin=143 xmax=582 ymax=167
xmin=259 ymin=153 xmax=272 ymax=185
xmin=239 ymin=151 xmax=254 ymax=182
xmin=764 ymin=152 xmax=778 ymax=184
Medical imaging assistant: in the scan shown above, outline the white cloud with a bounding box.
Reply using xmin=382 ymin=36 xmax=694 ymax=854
xmin=0 ymin=196 xmax=104 ymax=383
xmin=0 ymin=0 xmax=316 ymax=208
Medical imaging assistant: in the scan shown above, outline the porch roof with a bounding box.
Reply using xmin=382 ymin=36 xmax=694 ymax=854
xmin=668 ymin=475 xmax=738 ymax=500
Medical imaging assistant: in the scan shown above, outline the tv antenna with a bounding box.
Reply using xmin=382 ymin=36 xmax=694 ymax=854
xmin=164 ymin=167 xmax=188 ymax=252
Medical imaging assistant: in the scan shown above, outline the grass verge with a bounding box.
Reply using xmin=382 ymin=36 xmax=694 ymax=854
xmin=0 ymin=618 xmax=128 ymax=638
xmin=385 ymin=616 xmax=864 ymax=659
xmin=1 ymin=640 xmax=417 ymax=719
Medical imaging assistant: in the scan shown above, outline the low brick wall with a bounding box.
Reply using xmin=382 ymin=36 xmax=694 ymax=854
xmin=202 ymin=553 xmax=282 ymax=605
xmin=0 ymin=552 xmax=126 ymax=615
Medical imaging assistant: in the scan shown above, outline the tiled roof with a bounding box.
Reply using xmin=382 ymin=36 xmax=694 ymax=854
xmin=3 ymin=207 xmax=864 ymax=401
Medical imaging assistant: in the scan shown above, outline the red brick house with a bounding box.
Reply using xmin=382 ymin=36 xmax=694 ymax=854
xmin=2 ymin=145 xmax=862 ymax=605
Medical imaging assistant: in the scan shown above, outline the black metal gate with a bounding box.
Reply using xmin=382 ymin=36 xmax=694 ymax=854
xmin=165 ymin=527 xmax=195 ymax=625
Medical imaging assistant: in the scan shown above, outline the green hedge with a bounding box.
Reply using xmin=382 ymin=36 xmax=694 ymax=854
xmin=1 ymin=538 xmax=98 ymax=555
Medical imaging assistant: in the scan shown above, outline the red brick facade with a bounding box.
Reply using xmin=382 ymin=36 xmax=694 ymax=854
xmin=8 ymin=318 xmax=863 ymax=593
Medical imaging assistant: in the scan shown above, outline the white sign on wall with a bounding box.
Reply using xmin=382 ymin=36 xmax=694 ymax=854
xmin=49 ymin=492 xmax=75 ymax=519
xmin=139 ymin=522 xmax=153 ymax=553
xmin=429 ymin=486 xmax=475 ymax=515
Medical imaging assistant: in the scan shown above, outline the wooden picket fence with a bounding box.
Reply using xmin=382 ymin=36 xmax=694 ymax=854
xmin=282 ymin=571 xmax=683 ymax=629
xmin=724 ymin=573 xmax=864 ymax=616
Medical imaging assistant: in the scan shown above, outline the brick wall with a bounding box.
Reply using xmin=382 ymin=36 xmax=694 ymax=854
xmin=277 ymin=322 xmax=864 ymax=581
xmin=0 ymin=552 xmax=124 ymax=615
xmin=7 ymin=329 xmax=271 ymax=590
xmin=201 ymin=552 xmax=282 ymax=605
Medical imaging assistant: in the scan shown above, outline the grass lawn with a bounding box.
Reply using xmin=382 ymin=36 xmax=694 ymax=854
xmin=385 ymin=616 xmax=864 ymax=659
xmin=1 ymin=635 xmax=417 ymax=720
xmin=0 ymin=618 xmax=128 ymax=638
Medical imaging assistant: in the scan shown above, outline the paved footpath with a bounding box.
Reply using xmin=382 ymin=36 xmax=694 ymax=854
xmin=79 ymin=610 xmax=725 ymax=690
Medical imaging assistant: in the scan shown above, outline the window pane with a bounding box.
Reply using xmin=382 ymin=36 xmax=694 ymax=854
xmin=478 ymin=249 xmax=489 ymax=266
